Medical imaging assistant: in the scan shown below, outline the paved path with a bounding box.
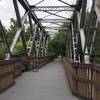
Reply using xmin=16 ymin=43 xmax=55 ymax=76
xmin=0 ymin=59 xmax=80 ymax=100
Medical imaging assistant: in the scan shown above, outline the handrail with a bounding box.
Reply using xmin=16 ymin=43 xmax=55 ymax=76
xmin=63 ymin=58 xmax=100 ymax=100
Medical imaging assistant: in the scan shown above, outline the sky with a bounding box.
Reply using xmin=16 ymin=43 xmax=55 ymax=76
xmin=0 ymin=0 xmax=92 ymax=29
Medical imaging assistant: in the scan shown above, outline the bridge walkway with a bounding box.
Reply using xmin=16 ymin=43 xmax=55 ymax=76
xmin=0 ymin=58 xmax=80 ymax=100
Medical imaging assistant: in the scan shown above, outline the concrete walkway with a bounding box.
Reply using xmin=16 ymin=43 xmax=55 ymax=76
xmin=0 ymin=59 xmax=80 ymax=100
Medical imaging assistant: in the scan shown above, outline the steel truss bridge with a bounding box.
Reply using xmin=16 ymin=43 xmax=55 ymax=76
xmin=0 ymin=0 xmax=100 ymax=99
xmin=0 ymin=0 xmax=99 ymax=63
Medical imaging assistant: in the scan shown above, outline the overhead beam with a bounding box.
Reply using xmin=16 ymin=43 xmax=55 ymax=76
xmin=39 ymin=19 xmax=71 ymax=23
xmin=42 ymin=10 xmax=68 ymax=19
xmin=44 ymin=27 xmax=68 ymax=29
xmin=43 ymin=26 xmax=69 ymax=28
xmin=30 ymin=6 xmax=75 ymax=11
xmin=41 ymin=11 xmax=62 ymax=19
xmin=18 ymin=0 xmax=45 ymax=32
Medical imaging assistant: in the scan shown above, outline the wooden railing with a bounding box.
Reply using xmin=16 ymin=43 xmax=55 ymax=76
xmin=62 ymin=58 xmax=100 ymax=100
xmin=0 ymin=60 xmax=14 ymax=92
xmin=14 ymin=58 xmax=22 ymax=77
xmin=0 ymin=55 xmax=56 ymax=92
xmin=27 ymin=55 xmax=56 ymax=70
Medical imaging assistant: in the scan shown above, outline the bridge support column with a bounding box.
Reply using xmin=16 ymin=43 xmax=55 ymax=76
xmin=35 ymin=29 xmax=44 ymax=57
xmin=40 ymin=34 xmax=47 ymax=57
xmin=27 ymin=23 xmax=38 ymax=56
xmin=76 ymin=0 xmax=90 ymax=63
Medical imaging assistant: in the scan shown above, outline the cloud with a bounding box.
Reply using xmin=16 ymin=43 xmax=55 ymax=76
xmin=0 ymin=0 xmax=25 ymax=28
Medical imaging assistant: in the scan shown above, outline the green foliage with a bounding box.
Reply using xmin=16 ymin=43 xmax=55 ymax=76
xmin=25 ymin=31 xmax=30 ymax=41
xmin=6 ymin=18 xmax=18 ymax=45
xmin=13 ymin=41 xmax=24 ymax=55
xmin=48 ymin=24 xmax=68 ymax=56
xmin=6 ymin=17 xmax=33 ymax=44
xmin=0 ymin=48 xmax=5 ymax=60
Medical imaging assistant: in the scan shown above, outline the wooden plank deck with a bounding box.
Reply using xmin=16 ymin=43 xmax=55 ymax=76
xmin=0 ymin=58 xmax=80 ymax=100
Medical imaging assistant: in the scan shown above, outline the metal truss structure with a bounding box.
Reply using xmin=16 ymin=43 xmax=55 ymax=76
xmin=67 ymin=0 xmax=100 ymax=63
xmin=30 ymin=6 xmax=75 ymax=11
xmin=38 ymin=19 xmax=71 ymax=23
xmin=0 ymin=0 xmax=100 ymax=63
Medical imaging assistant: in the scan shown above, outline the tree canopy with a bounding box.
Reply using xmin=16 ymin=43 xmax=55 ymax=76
xmin=48 ymin=23 xmax=69 ymax=56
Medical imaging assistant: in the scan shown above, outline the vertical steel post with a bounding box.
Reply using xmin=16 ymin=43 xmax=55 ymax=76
xmin=84 ymin=0 xmax=95 ymax=53
xmin=77 ymin=10 xmax=90 ymax=63
xmin=80 ymin=0 xmax=87 ymax=28
xmin=42 ymin=34 xmax=47 ymax=57
xmin=90 ymin=19 xmax=98 ymax=54
xmin=45 ymin=35 xmax=48 ymax=56
xmin=13 ymin=0 xmax=28 ymax=56
xmin=28 ymin=12 xmax=34 ymax=37
xmin=36 ymin=29 xmax=44 ymax=57
xmin=68 ymin=28 xmax=73 ymax=60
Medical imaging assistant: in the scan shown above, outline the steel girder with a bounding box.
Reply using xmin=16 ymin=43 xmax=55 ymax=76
xmin=42 ymin=10 xmax=69 ymax=19
xmin=70 ymin=0 xmax=100 ymax=63
xmin=75 ymin=12 xmax=90 ymax=63
xmin=17 ymin=0 xmax=49 ymax=57
xmin=35 ymin=29 xmax=45 ymax=57
xmin=38 ymin=19 xmax=71 ymax=23
xmin=68 ymin=0 xmax=89 ymax=63
xmin=12 ymin=0 xmax=28 ymax=56
xmin=27 ymin=24 xmax=38 ymax=56
xmin=28 ymin=12 xmax=34 ymax=37
xmin=43 ymin=27 xmax=69 ymax=30
xmin=71 ymin=23 xmax=78 ymax=62
xmin=30 ymin=6 xmax=75 ymax=11
xmin=40 ymin=33 xmax=48 ymax=57
xmin=66 ymin=29 xmax=72 ymax=60
xmin=3 ymin=0 xmax=99 ymax=62
xmin=69 ymin=0 xmax=87 ymax=62
xmin=9 ymin=0 xmax=49 ymax=58
xmin=18 ymin=0 xmax=45 ymax=33
xmin=10 ymin=12 xmax=28 ymax=55
xmin=40 ymin=34 xmax=47 ymax=57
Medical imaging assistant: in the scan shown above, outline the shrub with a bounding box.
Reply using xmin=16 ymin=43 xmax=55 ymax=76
xmin=13 ymin=41 xmax=24 ymax=55
xmin=0 ymin=48 xmax=5 ymax=60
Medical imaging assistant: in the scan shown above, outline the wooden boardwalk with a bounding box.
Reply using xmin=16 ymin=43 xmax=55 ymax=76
xmin=0 ymin=59 xmax=80 ymax=100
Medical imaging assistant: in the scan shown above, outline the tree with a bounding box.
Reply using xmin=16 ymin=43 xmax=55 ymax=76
xmin=6 ymin=18 xmax=18 ymax=45
xmin=6 ymin=18 xmax=31 ymax=55
xmin=0 ymin=48 xmax=5 ymax=60
xmin=13 ymin=41 xmax=24 ymax=55
xmin=48 ymin=23 xmax=69 ymax=56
